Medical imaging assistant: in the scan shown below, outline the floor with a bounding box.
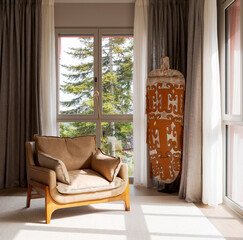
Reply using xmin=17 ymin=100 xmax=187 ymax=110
xmin=195 ymin=203 xmax=243 ymax=239
xmin=1 ymin=185 xmax=243 ymax=239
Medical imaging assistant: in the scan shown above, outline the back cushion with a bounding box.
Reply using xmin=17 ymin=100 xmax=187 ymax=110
xmin=35 ymin=135 xmax=96 ymax=170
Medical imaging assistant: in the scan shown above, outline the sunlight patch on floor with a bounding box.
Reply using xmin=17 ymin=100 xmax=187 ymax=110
xmin=141 ymin=204 xmax=203 ymax=216
xmin=26 ymin=213 xmax=126 ymax=231
xmin=141 ymin=203 xmax=225 ymax=240
xmin=145 ymin=215 xmax=222 ymax=236
xmin=13 ymin=230 xmax=127 ymax=240
xmin=91 ymin=202 xmax=125 ymax=210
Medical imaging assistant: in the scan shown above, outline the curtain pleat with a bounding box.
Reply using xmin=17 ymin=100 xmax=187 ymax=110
xmin=148 ymin=0 xmax=188 ymax=77
xmin=133 ymin=0 xmax=149 ymax=187
xmin=41 ymin=0 xmax=56 ymax=136
xmin=0 ymin=0 xmax=42 ymax=189
xmin=202 ymin=0 xmax=223 ymax=206
xmin=179 ymin=0 xmax=204 ymax=202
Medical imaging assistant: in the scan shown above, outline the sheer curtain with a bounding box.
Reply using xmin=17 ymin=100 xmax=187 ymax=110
xmin=202 ymin=0 xmax=223 ymax=206
xmin=41 ymin=0 xmax=57 ymax=136
xmin=133 ymin=0 xmax=149 ymax=186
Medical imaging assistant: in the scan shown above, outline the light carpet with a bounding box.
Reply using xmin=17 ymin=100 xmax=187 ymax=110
xmin=0 ymin=195 xmax=225 ymax=240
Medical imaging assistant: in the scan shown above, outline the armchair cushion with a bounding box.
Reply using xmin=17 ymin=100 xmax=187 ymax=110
xmin=56 ymin=169 xmax=124 ymax=194
xmin=34 ymin=135 xmax=96 ymax=170
xmin=38 ymin=152 xmax=71 ymax=185
xmin=91 ymin=148 xmax=121 ymax=182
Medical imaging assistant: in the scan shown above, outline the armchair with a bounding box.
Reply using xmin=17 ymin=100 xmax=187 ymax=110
xmin=26 ymin=135 xmax=130 ymax=224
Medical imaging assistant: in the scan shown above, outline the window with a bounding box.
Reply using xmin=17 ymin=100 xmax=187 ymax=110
xmin=56 ymin=29 xmax=134 ymax=176
xmin=223 ymin=0 xmax=243 ymax=212
xmin=225 ymin=0 xmax=241 ymax=116
xmin=226 ymin=125 xmax=243 ymax=206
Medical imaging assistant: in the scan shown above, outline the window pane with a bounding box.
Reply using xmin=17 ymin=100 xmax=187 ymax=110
xmin=58 ymin=122 xmax=96 ymax=137
xmin=102 ymin=35 xmax=133 ymax=115
xmin=58 ymin=35 xmax=94 ymax=115
xmin=226 ymin=0 xmax=241 ymax=115
xmin=227 ymin=125 xmax=243 ymax=208
xmin=101 ymin=122 xmax=134 ymax=176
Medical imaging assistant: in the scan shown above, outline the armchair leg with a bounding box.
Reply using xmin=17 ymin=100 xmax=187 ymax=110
xmin=26 ymin=184 xmax=32 ymax=208
xmin=45 ymin=186 xmax=56 ymax=224
xmin=45 ymin=206 xmax=52 ymax=224
xmin=125 ymin=198 xmax=130 ymax=211
xmin=124 ymin=182 xmax=130 ymax=211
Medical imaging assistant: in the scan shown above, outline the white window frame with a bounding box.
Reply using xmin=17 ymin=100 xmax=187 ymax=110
xmin=55 ymin=27 xmax=134 ymax=147
xmin=220 ymin=0 xmax=243 ymax=217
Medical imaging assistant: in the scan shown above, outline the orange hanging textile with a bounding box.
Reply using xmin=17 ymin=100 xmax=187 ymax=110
xmin=146 ymin=56 xmax=185 ymax=184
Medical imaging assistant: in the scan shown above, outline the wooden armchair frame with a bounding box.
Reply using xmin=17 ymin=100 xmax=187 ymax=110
xmin=26 ymin=178 xmax=130 ymax=224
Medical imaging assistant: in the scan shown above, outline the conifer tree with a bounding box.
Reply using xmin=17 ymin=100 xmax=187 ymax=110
xmin=59 ymin=36 xmax=134 ymax=174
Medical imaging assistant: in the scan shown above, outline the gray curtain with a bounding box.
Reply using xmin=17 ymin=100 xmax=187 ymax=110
xmin=148 ymin=0 xmax=189 ymax=76
xmin=0 ymin=0 xmax=42 ymax=189
xmin=147 ymin=0 xmax=189 ymax=191
xmin=179 ymin=0 xmax=204 ymax=202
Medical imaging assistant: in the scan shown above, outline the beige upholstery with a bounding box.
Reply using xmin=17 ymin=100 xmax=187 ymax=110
xmin=29 ymin=163 xmax=128 ymax=204
xmin=91 ymin=148 xmax=121 ymax=182
xmin=38 ymin=152 xmax=71 ymax=185
xmin=26 ymin=141 xmax=37 ymax=166
xmin=57 ymin=169 xmax=124 ymax=195
xmin=34 ymin=135 xmax=96 ymax=170
xmin=26 ymin=136 xmax=130 ymax=224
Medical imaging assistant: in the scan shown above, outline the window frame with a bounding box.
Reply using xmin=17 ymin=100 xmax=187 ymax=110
xmin=55 ymin=27 xmax=134 ymax=148
xmin=223 ymin=0 xmax=243 ymax=121
xmin=221 ymin=0 xmax=243 ymax=216
xmin=55 ymin=28 xmax=99 ymax=122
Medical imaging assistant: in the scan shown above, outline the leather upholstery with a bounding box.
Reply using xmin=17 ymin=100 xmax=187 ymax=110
xmin=91 ymin=148 xmax=121 ymax=182
xmin=29 ymin=163 xmax=128 ymax=204
xmin=38 ymin=151 xmax=71 ymax=184
xmin=56 ymin=169 xmax=124 ymax=194
xmin=25 ymin=142 xmax=37 ymax=166
xmin=34 ymin=135 xmax=96 ymax=170
xmin=26 ymin=140 xmax=128 ymax=204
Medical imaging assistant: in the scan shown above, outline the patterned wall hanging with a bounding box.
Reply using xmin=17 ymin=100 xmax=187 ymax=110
xmin=146 ymin=56 xmax=185 ymax=184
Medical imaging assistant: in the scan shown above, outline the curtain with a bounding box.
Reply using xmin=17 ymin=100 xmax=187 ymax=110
xmin=41 ymin=0 xmax=56 ymax=136
xmin=148 ymin=0 xmax=188 ymax=76
xmin=0 ymin=0 xmax=42 ymax=188
xmin=179 ymin=0 xmax=204 ymax=202
xmin=133 ymin=0 xmax=149 ymax=186
xmin=147 ymin=0 xmax=188 ymax=190
xmin=202 ymin=0 xmax=223 ymax=206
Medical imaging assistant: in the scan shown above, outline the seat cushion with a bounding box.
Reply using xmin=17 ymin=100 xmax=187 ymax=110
xmin=91 ymin=148 xmax=121 ymax=182
xmin=38 ymin=152 xmax=71 ymax=185
xmin=56 ymin=169 xmax=124 ymax=194
xmin=35 ymin=135 xmax=96 ymax=170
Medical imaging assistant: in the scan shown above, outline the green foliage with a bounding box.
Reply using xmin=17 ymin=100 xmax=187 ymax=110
xmin=60 ymin=38 xmax=94 ymax=114
xmin=59 ymin=36 xmax=134 ymax=175
xmin=60 ymin=122 xmax=96 ymax=137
